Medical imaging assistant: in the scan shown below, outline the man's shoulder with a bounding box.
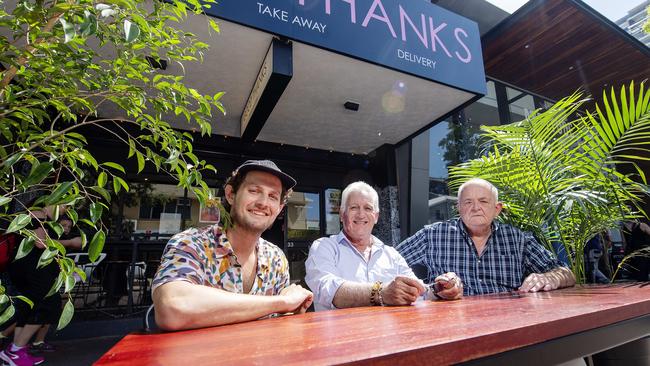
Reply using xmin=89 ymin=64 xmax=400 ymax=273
xmin=164 ymin=225 xmax=221 ymax=255
xmin=307 ymin=235 xmax=341 ymax=256
xmin=494 ymin=222 xmax=528 ymax=237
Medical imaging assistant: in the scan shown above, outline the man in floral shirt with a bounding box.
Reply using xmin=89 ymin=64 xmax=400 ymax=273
xmin=152 ymin=160 xmax=313 ymax=330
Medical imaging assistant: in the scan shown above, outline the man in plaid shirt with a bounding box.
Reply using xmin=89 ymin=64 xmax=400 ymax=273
xmin=397 ymin=178 xmax=575 ymax=295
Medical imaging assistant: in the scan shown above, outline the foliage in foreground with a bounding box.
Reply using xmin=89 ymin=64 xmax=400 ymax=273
xmin=0 ymin=0 xmax=224 ymax=328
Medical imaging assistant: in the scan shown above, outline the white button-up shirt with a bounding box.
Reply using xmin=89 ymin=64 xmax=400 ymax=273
xmin=305 ymin=231 xmax=418 ymax=311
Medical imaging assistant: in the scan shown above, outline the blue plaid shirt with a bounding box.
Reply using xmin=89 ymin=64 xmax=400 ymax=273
xmin=396 ymin=219 xmax=564 ymax=295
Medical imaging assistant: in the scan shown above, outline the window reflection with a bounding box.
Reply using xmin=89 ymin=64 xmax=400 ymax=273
xmin=324 ymin=189 xmax=341 ymax=235
xmin=112 ymin=183 xmax=215 ymax=240
xmin=287 ymin=192 xmax=321 ymax=242
xmin=426 ymin=81 xmax=551 ymax=224
xmin=507 ymin=86 xmax=536 ymax=122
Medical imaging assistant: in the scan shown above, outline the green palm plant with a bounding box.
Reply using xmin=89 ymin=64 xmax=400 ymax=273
xmin=448 ymin=82 xmax=650 ymax=283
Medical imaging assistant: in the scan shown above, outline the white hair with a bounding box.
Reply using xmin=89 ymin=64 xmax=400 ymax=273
xmin=457 ymin=178 xmax=499 ymax=202
xmin=340 ymin=181 xmax=380 ymax=213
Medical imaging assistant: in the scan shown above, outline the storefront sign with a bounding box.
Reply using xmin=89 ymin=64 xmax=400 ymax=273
xmin=210 ymin=0 xmax=486 ymax=95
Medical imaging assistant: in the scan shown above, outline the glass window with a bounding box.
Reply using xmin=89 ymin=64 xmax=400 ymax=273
xmin=428 ymin=120 xmax=457 ymax=223
xmin=507 ymin=86 xmax=536 ymax=122
xmin=139 ymin=199 xmax=190 ymax=220
xmin=425 ymin=80 xmax=556 ymax=224
xmin=324 ymin=189 xmax=341 ymax=235
xmin=287 ymin=192 xmax=321 ymax=242
xmin=120 ymin=183 xmax=201 ymax=237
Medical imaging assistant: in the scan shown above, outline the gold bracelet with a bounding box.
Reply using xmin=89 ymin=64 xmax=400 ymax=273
xmin=370 ymin=281 xmax=383 ymax=306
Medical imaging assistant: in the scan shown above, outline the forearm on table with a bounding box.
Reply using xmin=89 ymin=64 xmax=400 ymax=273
xmin=546 ymin=266 xmax=576 ymax=289
xmin=332 ymin=282 xmax=373 ymax=309
xmin=153 ymin=281 xmax=290 ymax=330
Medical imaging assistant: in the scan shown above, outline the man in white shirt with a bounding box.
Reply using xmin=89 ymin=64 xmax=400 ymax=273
xmin=305 ymin=181 xmax=462 ymax=311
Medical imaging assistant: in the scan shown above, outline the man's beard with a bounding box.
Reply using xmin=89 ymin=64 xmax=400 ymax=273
xmin=230 ymin=209 xmax=274 ymax=233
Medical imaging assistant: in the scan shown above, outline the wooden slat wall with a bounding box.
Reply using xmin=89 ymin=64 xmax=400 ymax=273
xmin=482 ymin=0 xmax=649 ymax=103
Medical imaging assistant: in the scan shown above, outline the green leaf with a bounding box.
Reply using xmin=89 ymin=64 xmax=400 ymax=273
xmin=88 ymin=230 xmax=105 ymax=263
xmin=136 ymin=152 xmax=145 ymax=173
xmin=57 ymin=300 xmax=74 ymax=330
xmin=97 ymin=4 xmax=116 ymax=18
xmin=14 ymin=295 xmax=33 ymax=308
xmin=112 ymin=178 xmax=121 ymax=194
xmin=4 ymin=153 xmax=23 ymax=168
xmin=128 ymin=138 xmax=136 ymax=158
xmin=67 ymin=210 xmax=78 ymax=225
xmin=64 ymin=274 xmax=76 ymax=293
xmin=46 ymin=271 xmax=65 ymax=297
xmin=6 ymin=214 xmax=30 ymax=233
xmin=22 ymin=162 xmax=53 ymax=187
xmin=0 ymin=196 xmax=11 ymax=207
xmin=124 ymin=19 xmax=140 ymax=43
xmin=46 ymin=223 xmax=64 ymax=239
xmin=209 ymin=19 xmax=220 ymax=33
xmin=0 ymin=304 xmax=14 ymax=324
xmin=73 ymin=267 xmax=87 ymax=282
xmin=47 ymin=238 xmax=66 ymax=255
xmin=0 ymin=294 xmax=7 ymax=306
xmin=90 ymin=202 xmax=103 ymax=223
xmin=98 ymin=172 xmax=107 ymax=188
xmin=102 ymin=162 xmax=125 ymax=173
xmin=80 ymin=230 xmax=87 ymax=250
xmin=59 ymin=18 xmax=75 ymax=43
xmin=14 ymin=237 xmax=34 ymax=260
xmin=80 ymin=11 xmax=98 ymax=37
xmin=114 ymin=176 xmax=129 ymax=192
xmin=37 ymin=248 xmax=58 ymax=268
xmin=45 ymin=182 xmax=74 ymax=205
xmin=91 ymin=186 xmax=111 ymax=202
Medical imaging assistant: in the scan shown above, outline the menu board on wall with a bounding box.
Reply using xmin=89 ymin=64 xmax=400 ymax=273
xmin=325 ymin=188 xmax=341 ymax=235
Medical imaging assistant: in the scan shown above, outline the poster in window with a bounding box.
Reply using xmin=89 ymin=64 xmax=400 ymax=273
xmin=199 ymin=196 xmax=221 ymax=223
xmin=325 ymin=188 xmax=341 ymax=235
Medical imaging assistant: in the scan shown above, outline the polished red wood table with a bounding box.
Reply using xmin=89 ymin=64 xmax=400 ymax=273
xmin=94 ymin=284 xmax=650 ymax=365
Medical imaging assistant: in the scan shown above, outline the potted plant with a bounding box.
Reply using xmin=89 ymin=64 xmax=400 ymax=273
xmin=448 ymin=82 xmax=650 ymax=283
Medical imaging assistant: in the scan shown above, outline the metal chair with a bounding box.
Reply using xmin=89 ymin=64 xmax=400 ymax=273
xmin=66 ymin=253 xmax=107 ymax=307
xmin=126 ymin=261 xmax=147 ymax=306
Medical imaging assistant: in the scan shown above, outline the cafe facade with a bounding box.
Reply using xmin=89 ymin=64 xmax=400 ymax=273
xmin=79 ymin=0 xmax=650 ymax=319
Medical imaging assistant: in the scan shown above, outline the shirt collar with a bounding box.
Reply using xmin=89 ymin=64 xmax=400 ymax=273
xmin=336 ymin=231 xmax=383 ymax=250
xmin=457 ymin=218 xmax=500 ymax=236
xmin=214 ymin=224 xmax=270 ymax=270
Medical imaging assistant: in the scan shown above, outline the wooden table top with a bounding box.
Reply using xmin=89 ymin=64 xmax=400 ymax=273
xmin=94 ymin=284 xmax=650 ymax=366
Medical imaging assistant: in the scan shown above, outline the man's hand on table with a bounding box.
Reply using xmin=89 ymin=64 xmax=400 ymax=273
xmin=519 ymin=272 xmax=560 ymax=292
xmin=382 ymin=276 xmax=426 ymax=305
xmin=432 ymin=272 xmax=463 ymax=300
xmin=280 ymin=284 xmax=313 ymax=314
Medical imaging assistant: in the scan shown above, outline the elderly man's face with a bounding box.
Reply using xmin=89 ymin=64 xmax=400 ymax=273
xmin=225 ymin=170 xmax=284 ymax=234
xmin=458 ymin=184 xmax=502 ymax=234
xmin=341 ymin=192 xmax=378 ymax=244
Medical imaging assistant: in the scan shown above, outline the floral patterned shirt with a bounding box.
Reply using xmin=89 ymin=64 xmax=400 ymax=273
xmin=151 ymin=224 xmax=290 ymax=296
